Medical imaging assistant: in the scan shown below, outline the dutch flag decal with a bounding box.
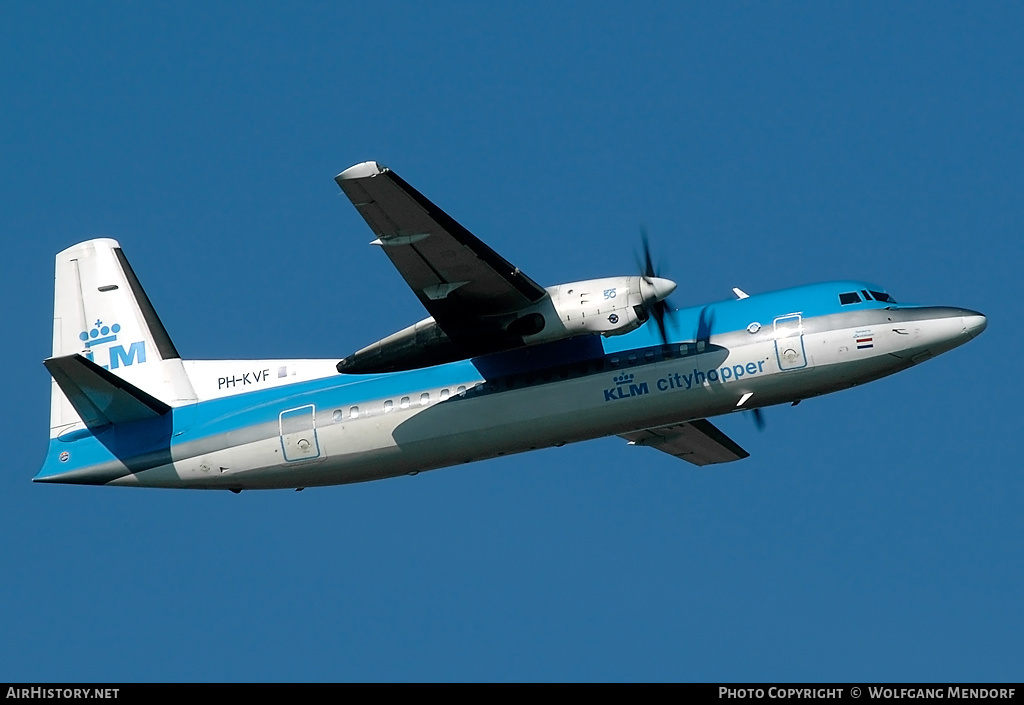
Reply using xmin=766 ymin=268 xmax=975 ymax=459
xmin=857 ymin=337 xmax=874 ymax=349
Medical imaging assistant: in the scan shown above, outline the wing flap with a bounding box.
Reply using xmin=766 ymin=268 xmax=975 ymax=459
xmin=336 ymin=162 xmax=547 ymax=335
xmin=44 ymin=354 xmax=171 ymax=428
xmin=620 ymin=419 xmax=749 ymax=466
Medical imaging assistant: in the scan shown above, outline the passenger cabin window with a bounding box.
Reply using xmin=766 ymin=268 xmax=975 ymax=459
xmin=349 ymin=406 xmax=360 ymax=419
xmin=383 ymin=400 xmax=393 ymax=413
xmin=400 ymin=396 xmax=410 ymax=409
xmin=420 ymin=392 xmax=430 ymax=406
xmin=440 ymin=389 xmax=450 ymax=401
xmin=839 ymin=292 xmax=862 ymax=305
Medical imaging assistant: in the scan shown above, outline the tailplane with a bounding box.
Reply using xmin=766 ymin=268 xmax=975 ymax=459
xmin=45 ymin=353 xmax=172 ymax=428
xmin=49 ymin=239 xmax=196 ymax=435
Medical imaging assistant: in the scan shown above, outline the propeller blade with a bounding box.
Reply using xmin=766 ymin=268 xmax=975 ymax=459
xmin=635 ymin=227 xmax=676 ymax=346
xmin=640 ymin=228 xmax=656 ymax=280
xmin=749 ymin=407 xmax=766 ymax=431
xmin=651 ymin=300 xmax=669 ymax=346
xmin=696 ymin=306 xmax=715 ymax=345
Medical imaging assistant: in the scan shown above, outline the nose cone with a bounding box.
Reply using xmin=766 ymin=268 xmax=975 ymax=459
xmin=640 ymin=277 xmax=677 ymax=302
xmin=962 ymin=310 xmax=987 ymax=339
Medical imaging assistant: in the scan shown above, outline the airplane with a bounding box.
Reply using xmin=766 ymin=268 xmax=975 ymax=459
xmin=35 ymin=161 xmax=988 ymax=491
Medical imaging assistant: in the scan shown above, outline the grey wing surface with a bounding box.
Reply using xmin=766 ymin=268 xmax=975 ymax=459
xmin=335 ymin=162 xmax=547 ymax=344
xmin=620 ymin=419 xmax=750 ymax=466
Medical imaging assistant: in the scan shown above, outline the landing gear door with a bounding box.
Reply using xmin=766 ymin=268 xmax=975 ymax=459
xmin=774 ymin=314 xmax=808 ymax=371
xmin=280 ymin=405 xmax=321 ymax=462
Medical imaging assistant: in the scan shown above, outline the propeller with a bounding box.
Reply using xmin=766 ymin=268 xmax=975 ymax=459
xmin=636 ymin=231 xmax=765 ymax=432
xmin=637 ymin=228 xmax=677 ymax=345
xmin=749 ymin=407 xmax=766 ymax=431
xmin=700 ymin=305 xmax=766 ymax=432
xmin=695 ymin=305 xmax=715 ymax=347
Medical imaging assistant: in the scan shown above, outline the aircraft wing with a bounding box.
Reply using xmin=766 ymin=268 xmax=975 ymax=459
xmin=335 ymin=162 xmax=548 ymax=343
xmin=619 ymin=419 xmax=750 ymax=466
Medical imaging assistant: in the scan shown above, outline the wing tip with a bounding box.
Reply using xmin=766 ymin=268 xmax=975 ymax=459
xmin=336 ymin=161 xmax=388 ymax=182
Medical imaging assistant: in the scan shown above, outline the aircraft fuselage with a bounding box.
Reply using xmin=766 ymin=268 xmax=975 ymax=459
xmin=36 ymin=284 xmax=986 ymax=490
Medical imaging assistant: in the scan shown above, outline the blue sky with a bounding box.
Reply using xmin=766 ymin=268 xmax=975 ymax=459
xmin=1 ymin=2 xmax=1021 ymax=682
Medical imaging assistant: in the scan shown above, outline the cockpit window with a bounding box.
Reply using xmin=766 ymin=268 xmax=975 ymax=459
xmin=870 ymin=290 xmax=896 ymax=303
xmin=839 ymin=292 xmax=862 ymax=305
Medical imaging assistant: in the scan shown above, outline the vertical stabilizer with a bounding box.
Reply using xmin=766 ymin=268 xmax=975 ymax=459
xmin=50 ymin=239 xmax=196 ymax=435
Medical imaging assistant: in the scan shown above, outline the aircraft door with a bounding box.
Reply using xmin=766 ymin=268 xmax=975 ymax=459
xmin=279 ymin=404 xmax=321 ymax=462
xmin=774 ymin=314 xmax=808 ymax=371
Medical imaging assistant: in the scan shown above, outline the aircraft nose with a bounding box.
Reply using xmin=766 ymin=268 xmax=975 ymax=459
xmin=962 ymin=310 xmax=987 ymax=339
xmin=640 ymin=277 xmax=677 ymax=302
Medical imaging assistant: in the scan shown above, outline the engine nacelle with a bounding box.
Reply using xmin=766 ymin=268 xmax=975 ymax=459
xmin=336 ymin=317 xmax=464 ymax=373
xmin=338 ymin=275 xmax=676 ymax=374
xmin=512 ymin=275 xmax=676 ymax=344
xmin=542 ymin=276 xmax=650 ymax=338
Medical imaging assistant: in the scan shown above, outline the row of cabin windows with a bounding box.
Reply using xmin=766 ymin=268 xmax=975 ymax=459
xmin=331 ymin=385 xmax=469 ymax=422
xmin=839 ymin=289 xmax=896 ymax=305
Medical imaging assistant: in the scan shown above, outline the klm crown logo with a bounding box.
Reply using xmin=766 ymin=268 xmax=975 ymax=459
xmin=79 ymin=319 xmax=146 ymax=370
xmin=79 ymin=320 xmax=121 ymax=348
xmin=604 ymin=372 xmax=648 ymax=402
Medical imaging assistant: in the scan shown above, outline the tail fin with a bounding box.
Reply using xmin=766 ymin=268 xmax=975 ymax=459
xmin=49 ymin=239 xmax=196 ymax=435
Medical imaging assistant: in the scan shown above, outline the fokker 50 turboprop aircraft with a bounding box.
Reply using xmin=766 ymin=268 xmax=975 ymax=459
xmin=36 ymin=162 xmax=987 ymax=491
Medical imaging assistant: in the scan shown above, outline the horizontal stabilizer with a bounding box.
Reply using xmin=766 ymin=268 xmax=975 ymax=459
xmin=620 ymin=418 xmax=749 ymax=466
xmin=44 ymin=354 xmax=171 ymax=428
